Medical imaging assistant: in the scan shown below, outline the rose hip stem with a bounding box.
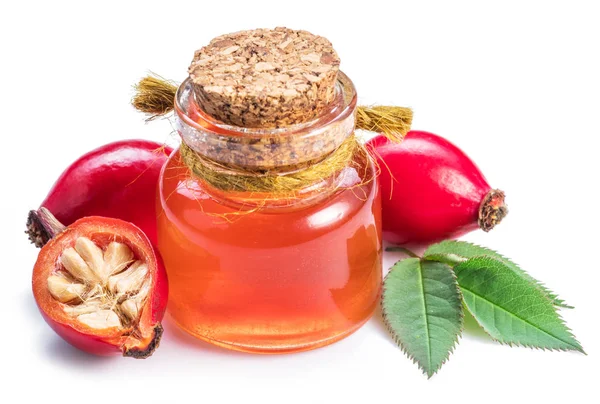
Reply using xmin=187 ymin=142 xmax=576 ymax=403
xmin=27 ymin=207 xmax=66 ymax=248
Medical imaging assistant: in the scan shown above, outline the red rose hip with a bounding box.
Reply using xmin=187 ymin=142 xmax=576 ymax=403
xmin=26 ymin=139 xmax=172 ymax=248
xmin=367 ymin=130 xmax=508 ymax=244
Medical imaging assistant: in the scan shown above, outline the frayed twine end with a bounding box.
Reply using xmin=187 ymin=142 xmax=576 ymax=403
xmin=131 ymin=74 xmax=178 ymax=121
xmin=356 ymin=105 xmax=413 ymax=143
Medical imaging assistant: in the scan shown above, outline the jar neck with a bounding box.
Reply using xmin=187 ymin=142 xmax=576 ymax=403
xmin=172 ymin=141 xmax=372 ymax=211
xmin=187 ymin=159 xmax=357 ymax=211
xmin=174 ymin=71 xmax=357 ymax=170
xmin=173 ymin=71 xmax=359 ymax=209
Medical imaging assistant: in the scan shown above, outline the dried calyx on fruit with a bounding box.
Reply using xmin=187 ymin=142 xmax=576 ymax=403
xmin=33 ymin=211 xmax=167 ymax=358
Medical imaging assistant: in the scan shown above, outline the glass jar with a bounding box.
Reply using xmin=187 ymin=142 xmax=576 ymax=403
xmin=157 ymin=72 xmax=382 ymax=353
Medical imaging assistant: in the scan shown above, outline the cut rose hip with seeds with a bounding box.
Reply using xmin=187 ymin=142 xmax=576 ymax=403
xmin=32 ymin=214 xmax=168 ymax=358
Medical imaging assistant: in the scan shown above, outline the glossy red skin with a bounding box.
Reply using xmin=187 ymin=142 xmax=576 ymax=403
xmin=367 ymin=131 xmax=492 ymax=244
xmin=34 ymin=217 xmax=168 ymax=356
xmin=39 ymin=140 xmax=172 ymax=247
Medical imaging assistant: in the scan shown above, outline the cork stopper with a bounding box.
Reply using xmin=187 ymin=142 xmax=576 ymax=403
xmin=188 ymin=27 xmax=340 ymax=128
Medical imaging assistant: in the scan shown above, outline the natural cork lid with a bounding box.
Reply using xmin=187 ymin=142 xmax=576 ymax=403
xmin=188 ymin=27 xmax=340 ymax=128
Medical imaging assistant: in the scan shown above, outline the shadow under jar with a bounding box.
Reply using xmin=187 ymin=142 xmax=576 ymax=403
xmin=157 ymin=72 xmax=382 ymax=354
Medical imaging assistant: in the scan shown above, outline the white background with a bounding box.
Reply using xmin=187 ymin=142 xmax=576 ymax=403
xmin=2 ymin=1 xmax=598 ymax=403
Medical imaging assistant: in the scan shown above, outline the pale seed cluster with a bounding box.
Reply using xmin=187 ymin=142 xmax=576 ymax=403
xmin=47 ymin=237 xmax=150 ymax=330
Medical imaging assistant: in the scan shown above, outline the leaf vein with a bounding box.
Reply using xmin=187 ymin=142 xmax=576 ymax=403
xmin=461 ymin=286 xmax=578 ymax=349
xmin=416 ymin=261 xmax=433 ymax=372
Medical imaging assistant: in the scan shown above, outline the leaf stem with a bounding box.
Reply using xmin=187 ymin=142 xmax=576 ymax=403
xmin=423 ymin=253 xmax=466 ymax=267
xmin=386 ymin=246 xmax=419 ymax=258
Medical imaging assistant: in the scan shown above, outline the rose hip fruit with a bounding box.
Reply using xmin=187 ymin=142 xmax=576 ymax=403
xmin=367 ymin=131 xmax=508 ymax=244
xmin=26 ymin=140 xmax=172 ymax=248
xmin=32 ymin=212 xmax=168 ymax=358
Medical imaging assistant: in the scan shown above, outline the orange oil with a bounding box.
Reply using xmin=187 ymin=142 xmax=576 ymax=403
xmin=157 ymin=150 xmax=382 ymax=353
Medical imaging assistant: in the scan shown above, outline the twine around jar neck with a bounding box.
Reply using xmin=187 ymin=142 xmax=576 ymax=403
xmin=179 ymin=134 xmax=361 ymax=194
xmin=132 ymin=74 xmax=413 ymax=196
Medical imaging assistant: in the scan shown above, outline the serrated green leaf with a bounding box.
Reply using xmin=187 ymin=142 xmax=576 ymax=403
xmin=455 ymin=256 xmax=584 ymax=352
xmin=382 ymin=258 xmax=463 ymax=378
xmin=423 ymin=240 xmax=572 ymax=308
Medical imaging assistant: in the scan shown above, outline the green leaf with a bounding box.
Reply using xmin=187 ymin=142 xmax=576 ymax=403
xmin=382 ymin=258 xmax=463 ymax=378
xmin=423 ymin=241 xmax=572 ymax=308
xmin=455 ymin=256 xmax=584 ymax=352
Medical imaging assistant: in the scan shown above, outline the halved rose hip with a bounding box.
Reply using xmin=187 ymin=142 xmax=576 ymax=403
xmin=32 ymin=213 xmax=168 ymax=358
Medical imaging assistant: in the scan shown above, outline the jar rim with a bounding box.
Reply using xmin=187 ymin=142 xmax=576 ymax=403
xmin=174 ymin=71 xmax=357 ymax=140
